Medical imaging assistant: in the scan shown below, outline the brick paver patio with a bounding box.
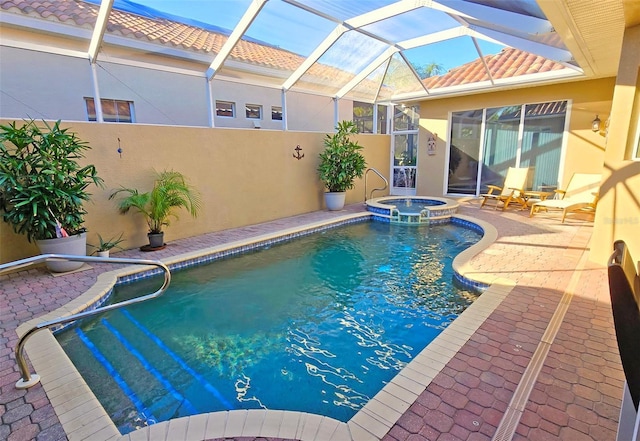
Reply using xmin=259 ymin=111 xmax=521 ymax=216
xmin=0 ymin=200 xmax=625 ymax=441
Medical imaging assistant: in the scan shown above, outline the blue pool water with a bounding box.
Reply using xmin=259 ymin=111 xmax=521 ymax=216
xmin=57 ymin=221 xmax=481 ymax=433
xmin=379 ymin=198 xmax=445 ymax=214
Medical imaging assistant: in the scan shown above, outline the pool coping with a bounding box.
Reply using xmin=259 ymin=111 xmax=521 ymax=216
xmin=16 ymin=211 xmax=513 ymax=441
xmin=365 ymin=196 xmax=459 ymax=224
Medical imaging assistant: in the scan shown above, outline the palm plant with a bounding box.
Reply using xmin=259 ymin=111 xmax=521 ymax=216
xmin=110 ymin=170 xmax=201 ymax=242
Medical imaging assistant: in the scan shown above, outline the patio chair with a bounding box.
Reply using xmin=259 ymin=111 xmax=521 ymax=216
xmin=480 ymin=167 xmax=530 ymax=210
xmin=529 ymin=173 xmax=601 ymax=223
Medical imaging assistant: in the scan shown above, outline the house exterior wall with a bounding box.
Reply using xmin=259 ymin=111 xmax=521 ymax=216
xmin=0 ymin=43 xmax=349 ymax=133
xmin=415 ymin=78 xmax=615 ymax=198
xmin=0 ymin=120 xmax=391 ymax=264
xmin=210 ymin=81 xmax=347 ymax=132
xmin=0 ymin=46 xmax=95 ymax=121
xmin=592 ymin=23 xmax=640 ymax=264
xmin=95 ymin=61 xmax=210 ymax=126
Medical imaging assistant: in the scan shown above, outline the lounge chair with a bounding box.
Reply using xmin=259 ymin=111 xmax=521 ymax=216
xmin=480 ymin=167 xmax=530 ymax=210
xmin=529 ymin=173 xmax=601 ymax=222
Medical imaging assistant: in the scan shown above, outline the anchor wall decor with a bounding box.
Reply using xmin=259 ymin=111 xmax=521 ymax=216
xmin=293 ymin=145 xmax=304 ymax=160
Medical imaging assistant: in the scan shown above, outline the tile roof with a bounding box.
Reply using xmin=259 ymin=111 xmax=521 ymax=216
xmin=423 ymin=47 xmax=567 ymax=90
xmin=0 ymin=0 xmax=306 ymax=72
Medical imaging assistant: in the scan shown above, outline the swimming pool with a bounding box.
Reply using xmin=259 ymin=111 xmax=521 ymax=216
xmin=56 ymin=220 xmax=481 ymax=434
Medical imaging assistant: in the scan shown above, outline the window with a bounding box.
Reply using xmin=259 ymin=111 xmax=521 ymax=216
xmin=353 ymin=102 xmax=388 ymax=134
xmin=447 ymin=100 xmax=568 ymax=195
xmin=377 ymin=105 xmax=388 ymax=134
xmin=216 ymin=101 xmax=235 ymax=117
xmin=271 ymin=106 xmax=282 ymax=121
xmin=393 ymin=105 xmax=419 ymax=131
xmin=353 ymin=101 xmax=374 ymax=133
xmin=246 ymin=104 xmax=262 ymax=119
xmin=85 ymin=98 xmax=133 ymax=122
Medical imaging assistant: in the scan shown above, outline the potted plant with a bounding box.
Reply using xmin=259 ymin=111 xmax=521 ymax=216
xmin=88 ymin=233 xmax=125 ymax=258
xmin=109 ymin=169 xmax=202 ymax=250
xmin=317 ymin=120 xmax=367 ymax=210
xmin=0 ymin=119 xmax=103 ymax=272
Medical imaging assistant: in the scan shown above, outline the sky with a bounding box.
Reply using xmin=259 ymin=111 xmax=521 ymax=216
xmin=126 ymin=0 xmax=506 ymax=73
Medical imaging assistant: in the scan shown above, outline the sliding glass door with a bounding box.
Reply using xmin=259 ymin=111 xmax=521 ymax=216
xmin=447 ymin=101 xmax=567 ymax=195
xmin=448 ymin=109 xmax=483 ymax=195
xmin=520 ymin=102 xmax=565 ymax=191
xmin=480 ymin=105 xmax=520 ymax=191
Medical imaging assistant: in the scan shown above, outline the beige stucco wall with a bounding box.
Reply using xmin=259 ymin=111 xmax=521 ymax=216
xmin=414 ymin=77 xmax=615 ymax=196
xmin=592 ymin=23 xmax=640 ymax=264
xmin=0 ymin=121 xmax=390 ymax=264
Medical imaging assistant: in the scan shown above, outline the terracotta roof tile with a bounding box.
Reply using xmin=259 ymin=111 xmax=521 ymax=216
xmin=1 ymin=0 xmax=306 ymax=72
xmin=423 ymin=47 xmax=566 ymax=90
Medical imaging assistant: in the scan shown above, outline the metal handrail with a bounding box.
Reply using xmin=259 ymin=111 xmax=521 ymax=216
xmin=364 ymin=167 xmax=389 ymax=201
xmin=0 ymin=254 xmax=171 ymax=389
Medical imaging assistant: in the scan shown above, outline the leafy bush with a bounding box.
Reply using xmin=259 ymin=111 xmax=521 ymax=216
xmin=0 ymin=119 xmax=103 ymax=241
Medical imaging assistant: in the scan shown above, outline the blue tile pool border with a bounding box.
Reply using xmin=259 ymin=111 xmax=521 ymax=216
xmin=451 ymin=217 xmax=491 ymax=292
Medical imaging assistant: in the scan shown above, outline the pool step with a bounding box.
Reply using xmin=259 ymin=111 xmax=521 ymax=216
xmin=71 ymin=309 xmax=234 ymax=431
xmin=75 ymin=316 xmax=190 ymax=426
xmin=120 ymin=310 xmax=233 ymax=410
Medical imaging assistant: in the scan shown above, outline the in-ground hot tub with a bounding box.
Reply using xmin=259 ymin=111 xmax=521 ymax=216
xmin=366 ymin=196 xmax=459 ymax=224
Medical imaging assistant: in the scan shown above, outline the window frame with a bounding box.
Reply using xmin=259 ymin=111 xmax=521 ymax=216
xmin=245 ymin=103 xmax=262 ymax=120
xmin=446 ymin=100 xmax=569 ymax=196
xmin=271 ymin=106 xmax=283 ymax=121
xmin=216 ymin=101 xmax=236 ymax=118
xmin=85 ymin=98 xmax=134 ymax=123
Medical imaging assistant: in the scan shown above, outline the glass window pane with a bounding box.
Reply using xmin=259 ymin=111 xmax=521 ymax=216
xmin=380 ymin=54 xmax=426 ymax=99
xmin=116 ymin=101 xmax=132 ymax=123
xmin=520 ymin=101 xmax=567 ymax=190
xmin=353 ymin=102 xmax=374 ymax=134
xmin=393 ymin=105 xmax=419 ymax=131
xmin=246 ymin=104 xmax=262 ymax=119
xmin=480 ymin=105 xmax=521 ymax=192
xmin=85 ymin=98 xmax=96 ymax=121
xmin=361 ymin=7 xmax=460 ymax=43
xmin=448 ymin=110 xmax=483 ymax=195
xmin=271 ymin=106 xmax=282 ymax=121
xmin=393 ymin=168 xmax=416 ymax=188
xmin=377 ymin=105 xmax=388 ymax=134
xmin=217 ymin=1 xmax=335 ymax=88
xmin=101 ymin=99 xmax=117 ymax=122
xmin=344 ymin=62 xmax=387 ymax=103
xmin=295 ymin=0 xmax=396 ymax=22
xmin=414 ymin=38 xmax=496 ymax=90
xmin=243 ymin=0 xmax=334 ymax=57
xmin=216 ymin=101 xmax=235 ymax=118
xmin=394 ymin=134 xmax=418 ymax=166
xmin=297 ymin=30 xmax=388 ymax=96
